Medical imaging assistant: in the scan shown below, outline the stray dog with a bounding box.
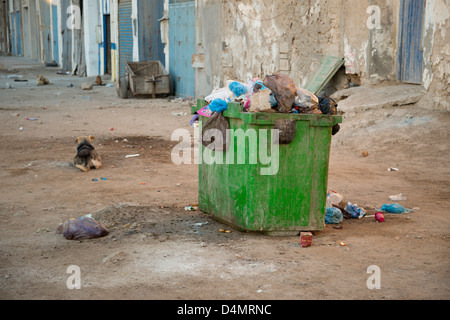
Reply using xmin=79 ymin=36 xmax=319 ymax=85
xmin=73 ymin=136 xmax=102 ymax=172
xmin=37 ymin=75 xmax=50 ymax=86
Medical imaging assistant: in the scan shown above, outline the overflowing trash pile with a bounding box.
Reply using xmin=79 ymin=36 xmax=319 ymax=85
xmin=193 ymin=73 xmax=340 ymax=135
xmin=324 ymin=190 xmax=415 ymax=226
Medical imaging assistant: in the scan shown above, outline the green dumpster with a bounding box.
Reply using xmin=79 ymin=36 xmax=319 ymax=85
xmin=192 ymin=99 xmax=342 ymax=235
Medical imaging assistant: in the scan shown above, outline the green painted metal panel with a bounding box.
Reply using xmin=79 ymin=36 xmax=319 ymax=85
xmin=304 ymin=56 xmax=344 ymax=96
xmin=192 ymin=101 xmax=342 ymax=234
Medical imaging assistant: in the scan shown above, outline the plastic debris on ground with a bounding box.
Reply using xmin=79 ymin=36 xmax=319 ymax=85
xmin=375 ymin=212 xmax=385 ymax=222
xmin=345 ymin=202 xmax=367 ymax=219
xmin=300 ymin=232 xmax=313 ymax=247
xmin=389 ymin=193 xmax=407 ymax=201
xmin=325 ymin=207 xmax=343 ymax=224
xmin=57 ymin=215 xmax=109 ymax=240
xmin=381 ymin=203 xmax=413 ymax=214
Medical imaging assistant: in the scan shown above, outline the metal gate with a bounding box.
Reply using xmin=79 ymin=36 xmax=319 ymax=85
xmin=118 ymin=0 xmax=133 ymax=78
xmin=138 ymin=0 xmax=165 ymax=64
xmin=104 ymin=14 xmax=111 ymax=74
xmin=52 ymin=5 xmax=59 ymax=64
xmin=397 ymin=0 xmax=424 ymax=84
xmin=168 ymin=0 xmax=195 ymax=97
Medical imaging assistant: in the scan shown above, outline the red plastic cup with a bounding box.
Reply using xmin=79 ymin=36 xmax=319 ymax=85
xmin=375 ymin=212 xmax=385 ymax=222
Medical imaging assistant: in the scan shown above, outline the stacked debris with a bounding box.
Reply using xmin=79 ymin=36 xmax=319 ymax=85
xmin=199 ymin=73 xmax=341 ymax=135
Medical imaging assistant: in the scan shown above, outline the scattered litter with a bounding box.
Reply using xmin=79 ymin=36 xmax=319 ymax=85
xmin=325 ymin=207 xmax=343 ymax=224
xmin=57 ymin=215 xmax=109 ymax=240
xmin=361 ymin=150 xmax=369 ymax=157
xmin=219 ymin=229 xmax=232 ymax=233
xmin=92 ymin=178 xmax=99 ymax=181
xmin=338 ymin=241 xmax=346 ymax=246
xmin=345 ymin=202 xmax=366 ymax=218
xmin=375 ymin=212 xmax=385 ymax=222
xmin=193 ymin=222 xmax=208 ymax=227
xmin=172 ymin=112 xmax=186 ymax=116
xmin=19 ymin=126 xmax=23 ymax=131
xmin=110 ymin=128 xmax=114 ymax=131
xmin=190 ymin=114 xmax=200 ymax=127
xmin=381 ymin=203 xmax=412 ymax=214
xmin=389 ymin=193 xmax=407 ymax=201
xmin=125 ymin=154 xmax=140 ymax=158
xmin=197 ymin=105 xmax=213 ymax=117
xmin=14 ymin=79 xmax=28 ymax=82
xmin=2 ymin=74 xmax=23 ymax=79
xmin=67 ymin=83 xmax=74 ymax=87
xmin=26 ymin=118 xmax=38 ymax=121
xmin=56 ymin=71 xmax=70 ymax=75
xmin=185 ymin=205 xmax=197 ymax=211
xmin=105 ymin=83 xmax=114 ymax=87
xmin=388 ymin=167 xmax=399 ymax=171
xmin=300 ymin=232 xmax=313 ymax=247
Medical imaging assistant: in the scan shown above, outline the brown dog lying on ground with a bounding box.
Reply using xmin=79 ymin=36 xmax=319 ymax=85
xmin=73 ymin=136 xmax=102 ymax=172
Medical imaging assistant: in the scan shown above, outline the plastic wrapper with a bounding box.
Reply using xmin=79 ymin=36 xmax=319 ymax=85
xmin=57 ymin=215 xmax=109 ymax=240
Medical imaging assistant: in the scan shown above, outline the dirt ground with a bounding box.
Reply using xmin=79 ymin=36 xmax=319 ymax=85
xmin=0 ymin=56 xmax=448 ymax=301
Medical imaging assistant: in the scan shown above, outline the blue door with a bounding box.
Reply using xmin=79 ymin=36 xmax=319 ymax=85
xmin=52 ymin=5 xmax=59 ymax=63
xmin=10 ymin=13 xmax=16 ymax=56
xmin=138 ymin=0 xmax=165 ymax=64
xmin=118 ymin=0 xmax=133 ymax=78
xmin=15 ymin=11 xmax=22 ymax=56
xmin=169 ymin=0 xmax=195 ymax=97
xmin=397 ymin=0 xmax=424 ymax=84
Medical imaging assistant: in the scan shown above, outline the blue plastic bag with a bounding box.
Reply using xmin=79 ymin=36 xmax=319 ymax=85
xmin=208 ymin=99 xmax=228 ymax=113
xmin=381 ymin=204 xmax=412 ymax=214
xmin=325 ymin=207 xmax=343 ymax=224
xmin=345 ymin=202 xmax=366 ymax=218
xmin=228 ymin=81 xmax=248 ymax=97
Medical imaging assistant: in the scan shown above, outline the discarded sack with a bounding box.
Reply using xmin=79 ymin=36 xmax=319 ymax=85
xmin=325 ymin=207 xmax=343 ymax=224
xmin=202 ymin=112 xmax=230 ymax=151
xmin=345 ymin=202 xmax=366 ymax=218
xmin=57 ymin=215 xmax=109 ymax=240
xmin=381 ymin=203 xmax=412 ymax=214
xmin=263 ymin=74 xmax=297 ymax=112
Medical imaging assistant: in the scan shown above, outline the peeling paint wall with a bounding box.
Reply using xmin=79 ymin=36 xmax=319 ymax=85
xmin=196 ymin=0 xmax=448 ymax=109
xmin=422 ymin=0 xmax=450 ymax=111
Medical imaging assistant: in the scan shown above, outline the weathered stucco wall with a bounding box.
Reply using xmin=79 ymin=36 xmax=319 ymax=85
xmin=421 ymin=0 xmax=450 ymax=111
xmin=216 ymin=0 xmax=401 ymax=93
xmin=200 ymin=0 xmax=448 ymax=109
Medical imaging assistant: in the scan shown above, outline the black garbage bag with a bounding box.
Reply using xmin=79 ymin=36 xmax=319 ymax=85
xmin=201 ymin=112 xmax=229 ymax=151
xmin=318 ymin=97 xmax=340 ymax=135
xmin=57 ymin=216 xmax=109 ymax=240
